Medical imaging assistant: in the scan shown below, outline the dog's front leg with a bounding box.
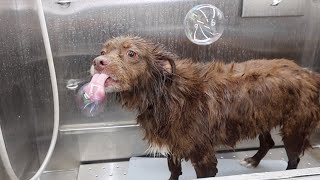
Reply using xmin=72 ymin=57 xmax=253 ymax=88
xmin=167 ymin=155 xmax=182 ymax=180
xmin=191 ymin=150 xmax=218 ymax=178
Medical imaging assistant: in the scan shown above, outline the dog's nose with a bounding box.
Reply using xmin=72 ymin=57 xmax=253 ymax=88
xmin=93 ymin=56 xmax=108 ymax=69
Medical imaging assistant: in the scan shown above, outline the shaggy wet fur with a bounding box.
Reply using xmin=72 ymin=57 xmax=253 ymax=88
xmin=91 ymin=36 xmax=320 ymax=179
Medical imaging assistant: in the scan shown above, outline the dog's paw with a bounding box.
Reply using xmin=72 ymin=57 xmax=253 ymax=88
xmin=168 ymin=174 xmax=181 ymax=180
xmin=168 ymin=177 xmax=178 ymax=180
xmin=240 ymin=157 xmax=259 ymax=168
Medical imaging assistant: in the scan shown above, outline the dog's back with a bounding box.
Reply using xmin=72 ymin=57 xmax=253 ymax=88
xmin=172 ymin=58 xmax=320 ymax=172
xmin=198 ymin=59 xmax=320 ymax=148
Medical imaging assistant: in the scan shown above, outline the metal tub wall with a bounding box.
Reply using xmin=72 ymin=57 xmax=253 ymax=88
xmin=0 ymin=0 xmax=54 ymax=179
xmin=39 ymin=0 xmax=320 ymax=174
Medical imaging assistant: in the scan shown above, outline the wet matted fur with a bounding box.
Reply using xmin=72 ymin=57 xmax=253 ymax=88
xmin=90 ymin=36 xmax=320 ymax=179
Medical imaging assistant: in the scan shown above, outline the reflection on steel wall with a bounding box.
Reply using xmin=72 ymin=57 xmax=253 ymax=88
xmin=301 ymin=0 xmax=320 ymax=71
xmin=0 ymin=0 xmax=53 ymax=179
xmin=41 ymin=0 xmax=319 ymax=172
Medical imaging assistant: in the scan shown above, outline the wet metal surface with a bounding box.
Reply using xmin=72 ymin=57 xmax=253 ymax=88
xmin=42 ymin=147 xmax=320 ymax=180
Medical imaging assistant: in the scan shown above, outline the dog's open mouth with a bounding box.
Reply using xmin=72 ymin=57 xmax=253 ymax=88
xmin=84 ymin=73 xmax=119 ymax=102
xmin=93 ymin=73 xmax=118 ymax=88
xmin=104 ymin=76 xmax=118 ymax=87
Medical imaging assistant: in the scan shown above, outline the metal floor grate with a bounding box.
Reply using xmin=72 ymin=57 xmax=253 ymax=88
xmin=73 ymin=147 xmax=320 ymax=180
xmin=127 ymin=157 xmax=287 ymax=180
xmin=77 ymin=161 xmax=129 ymax=180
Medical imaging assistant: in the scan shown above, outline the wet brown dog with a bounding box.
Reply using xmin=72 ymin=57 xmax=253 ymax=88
xmin=90 ymin=36 xmax=320 ymax=179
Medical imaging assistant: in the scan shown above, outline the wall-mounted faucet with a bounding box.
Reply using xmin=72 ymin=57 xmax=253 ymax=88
xmin=55 ymin=0 xmax=71 ymax=8
xmin=271 ymin=0 xmax=283 ymax=6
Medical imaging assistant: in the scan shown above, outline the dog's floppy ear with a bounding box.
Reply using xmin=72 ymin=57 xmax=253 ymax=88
xmin=153 ymin=44 xmax=177 ymax=75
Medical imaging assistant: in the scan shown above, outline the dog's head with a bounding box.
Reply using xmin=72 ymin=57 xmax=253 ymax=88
xmin=90 ymin=36 xmax=176 ymax=93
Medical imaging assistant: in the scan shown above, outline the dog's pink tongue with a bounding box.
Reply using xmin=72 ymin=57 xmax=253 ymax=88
xmin=84 ymin=74 xmax=109 ymax=102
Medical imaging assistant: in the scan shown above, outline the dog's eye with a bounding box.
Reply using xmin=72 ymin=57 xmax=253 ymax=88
xmin=127 ymin=50 xmax=136 ymax=58
xmin=100 ymin=51 xmax=106 ymax=55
